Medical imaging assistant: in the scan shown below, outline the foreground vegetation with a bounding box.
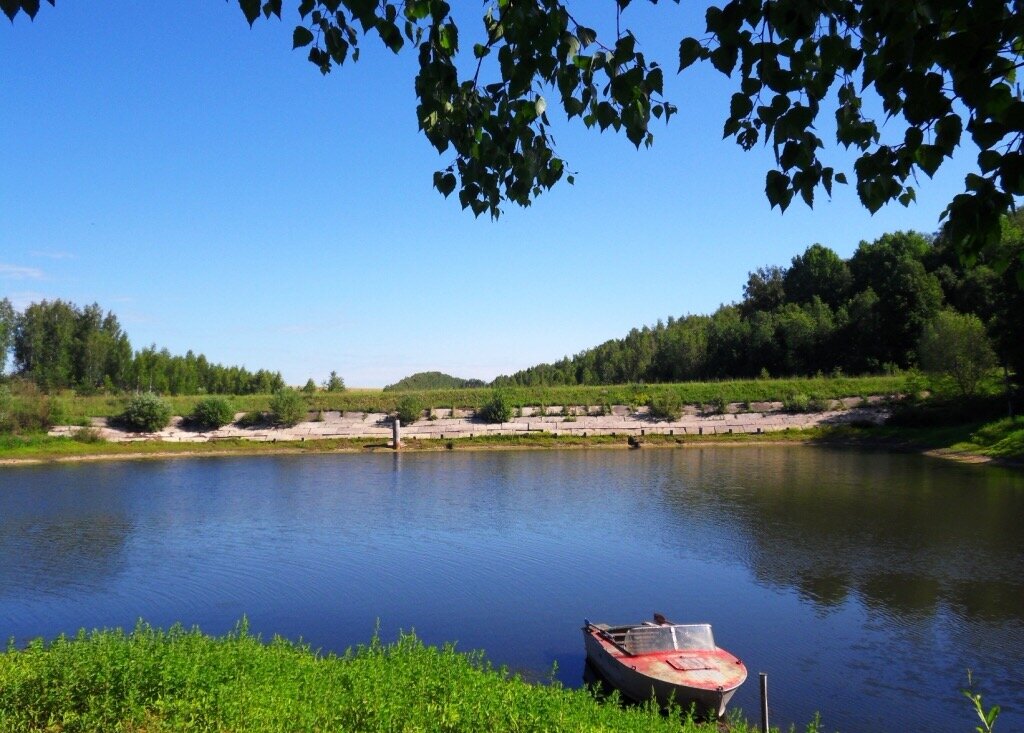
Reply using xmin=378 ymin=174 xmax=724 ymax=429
xmin=0 ymin=622 xmax=762 ymax=733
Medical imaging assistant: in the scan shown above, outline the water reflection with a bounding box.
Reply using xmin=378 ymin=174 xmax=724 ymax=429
xmin=652 ymin=447 xmax=1024 ymax=622
xmin=0 ymin=448 xmax=1021 ymax=733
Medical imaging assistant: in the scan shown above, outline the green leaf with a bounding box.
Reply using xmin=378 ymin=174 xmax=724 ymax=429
xmin=433 ymin=171 xmax=457 ymax=197
xmin=577 ymin=26 xmax=597 ymax=47
xmin=835 ymin=172 xmax=848 ymax=184
xmin=678 ymin=37 xmax=702 ymax=71
xmin=292 ymin=26 xmax=315 ymax=49
xmin=239 ymin=0 xmax=261 ymax=26
xmin=765 ymin=170 xmax=793 ymax=210
xmin=262 ymin=0 xmax=282 ymax=19
xmin=729 ymin=93 xmax=753 ymax=120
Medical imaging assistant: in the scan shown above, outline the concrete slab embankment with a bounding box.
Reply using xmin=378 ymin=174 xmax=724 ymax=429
xmin=49 ymin=401 xmax=889 ymax=444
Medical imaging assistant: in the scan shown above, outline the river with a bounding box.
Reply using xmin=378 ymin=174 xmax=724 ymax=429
xmin=1 ymin=446 xmax=1021 ymax=732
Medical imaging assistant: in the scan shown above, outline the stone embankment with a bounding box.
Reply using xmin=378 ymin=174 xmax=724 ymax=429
xmin=49 ymin=398 xmax=889 ymax=444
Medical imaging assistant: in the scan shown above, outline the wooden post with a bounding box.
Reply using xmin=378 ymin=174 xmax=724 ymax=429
xmin=393 ymin=418 xmax=401 ymax=449
xmin=759 ymin=672 xmax=769 ymax=733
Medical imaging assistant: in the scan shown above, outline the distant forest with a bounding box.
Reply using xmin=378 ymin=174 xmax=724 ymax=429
xmin=0 ymin=299 xmax=284 ymax=395
xmin=495 ymin=219 xmax=1024 ymax=387
xmin=383 ymin=372 xmax=487 ymax=391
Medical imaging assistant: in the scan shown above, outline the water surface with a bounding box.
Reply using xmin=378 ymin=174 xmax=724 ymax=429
xmin=1 ymin=447 xmax=1022 ymax=732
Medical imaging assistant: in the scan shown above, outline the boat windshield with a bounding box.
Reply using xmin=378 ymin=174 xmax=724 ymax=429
xmin=622 ymin=624 xmax=716 ymax=654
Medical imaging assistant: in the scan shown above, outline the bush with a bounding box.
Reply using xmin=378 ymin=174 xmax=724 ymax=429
xmin=703 ymin=396 xmax=727 ymax=415
xmin=807 ymin=396 xmax=831 ymax=412
xmin=269 ymin=388 xmax=306 ymax=427
xmin=395 ymin=395 xmax=423 ymax=425
xmin=72 ymin=427 xmax=105 ymax=444
xmin=648 ymin=392 xmax=683 ymax=421
xmin=189 ymin=397 xmax=235 ymax=430
xmin=0 ymin=380 xmax=60 ymax=433
xmin=479 ymin=391 xmax=514 ymax=424
xmin=782 ymin=393 xmax=810 ymax=413
xmin=235 ymin=410 xmax=266 ymax=428
xmin=119 ymin=393 xmax=172 ymax=432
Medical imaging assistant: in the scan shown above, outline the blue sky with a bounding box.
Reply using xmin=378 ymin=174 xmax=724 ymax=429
xmin=1 ymin=3 xmax=980 ymax=387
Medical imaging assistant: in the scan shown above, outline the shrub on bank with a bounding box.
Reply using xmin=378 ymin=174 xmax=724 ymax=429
xmin=479 ymin=391 xmax=514 ymax=424
xmin=118 ymin=393 xmax=172 ymax=432
xmin=395 ymin=395 xmax=423 ymax=424
xmin=648 ymin=392 xmax=683 ymax=421
xmin=269 ymin=388 xmax=306 ymax=427
xmin=0 ymin=380 xmax=64 ymax=433
xmin=189 ymin=397 xmax=235 ymax=430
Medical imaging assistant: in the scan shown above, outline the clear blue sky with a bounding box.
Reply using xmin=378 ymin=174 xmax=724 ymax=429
xmin=1 ymin=3 xmax=979 ymax=387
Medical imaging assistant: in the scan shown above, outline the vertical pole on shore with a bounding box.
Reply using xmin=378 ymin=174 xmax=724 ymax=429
xmin=393 ymin=418 xmax=401 ymax=450
xmin=759 ymin=672 xmax=769 ymax=733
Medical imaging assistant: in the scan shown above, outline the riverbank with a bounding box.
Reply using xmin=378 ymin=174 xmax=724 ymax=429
xmin=3 ymin=420 xmax=1022 ymax=468
xmin=0 ymin=622 xmax=760 ymax=733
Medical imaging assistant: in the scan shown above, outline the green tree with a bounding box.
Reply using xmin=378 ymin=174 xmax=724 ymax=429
xmin=269 ymin=387 xmax=306 ymax=427
xmin=324 ymin=370 xmax=346 ymax=391
xmin=741 ymin=266 xmax=787 ymax=316
xmin=302 ymin=378 xmax=318 ymax=394
xmin=0 ymin=298 xmax=14 ymax=375
xmin=917 ymin=310 xmax=997 ymax=397
xmin=13 ymin=300 xmax=78 ymax=390
xmin=849 ymin=232 xmax=944 ymax=368
xmin=783 ymin=244 xmax=852 ymax=309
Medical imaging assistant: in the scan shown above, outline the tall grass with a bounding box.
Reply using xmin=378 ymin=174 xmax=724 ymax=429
xmin=0 ymin=622 xmax=764 ymax=733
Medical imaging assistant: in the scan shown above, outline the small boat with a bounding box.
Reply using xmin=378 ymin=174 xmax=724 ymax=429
xmin=582 ymin=615 xmax=747 ymax=717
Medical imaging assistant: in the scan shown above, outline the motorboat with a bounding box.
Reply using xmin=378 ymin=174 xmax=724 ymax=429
xmin=582 ymin=615 xmax=747 ymax=717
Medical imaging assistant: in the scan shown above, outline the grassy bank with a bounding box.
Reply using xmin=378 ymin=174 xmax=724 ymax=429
xmin=40 ymin=375 xmax=908 ymax=422
xmin=0 ymin=622 xmax=762 ymax=733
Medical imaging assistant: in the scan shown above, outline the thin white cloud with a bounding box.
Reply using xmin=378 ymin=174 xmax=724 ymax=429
xmin=0 ymin=263 xmax=44 ymax=280
xmin=7 ymin=291 xmax=47 ymax=310
xmin=29 ymin=250 xmax=76 ymax=261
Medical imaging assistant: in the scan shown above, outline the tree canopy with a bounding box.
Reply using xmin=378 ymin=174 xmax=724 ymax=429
xmin=7 ymin=0 xmax=1020 ymax=262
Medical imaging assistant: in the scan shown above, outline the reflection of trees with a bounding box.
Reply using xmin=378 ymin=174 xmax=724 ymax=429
xmin=0 ymin=515 xmax=130 ymax=600
xmin=656 ymin=447 xmax=1024 ymax=622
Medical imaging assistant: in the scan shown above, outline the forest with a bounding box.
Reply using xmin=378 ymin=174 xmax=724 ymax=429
xmin=495 ymin=218 xmax=1023 ymax=389
xmin=0 ymin=299 xmax=284 ymax=396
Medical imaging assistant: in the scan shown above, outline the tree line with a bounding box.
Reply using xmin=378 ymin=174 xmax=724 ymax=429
xmin=0 ymin=299 xmax=285 ymax=395
xmin=494 ymin=217 xmax=1024 ymax=389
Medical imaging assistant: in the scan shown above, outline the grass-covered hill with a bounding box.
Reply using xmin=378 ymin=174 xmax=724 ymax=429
xmin=383 ymin=371 xmax=486 ymax=391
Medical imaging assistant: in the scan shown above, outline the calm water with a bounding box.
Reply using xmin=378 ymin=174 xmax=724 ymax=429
xmin=1 ymin=447 xmax=1022 ymax=732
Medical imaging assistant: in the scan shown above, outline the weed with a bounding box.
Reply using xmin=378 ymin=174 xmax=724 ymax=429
xmin=72 ymin=427 xmax=105 ymax=444
xmin=648 ymin=393 xmax=683 ymax=421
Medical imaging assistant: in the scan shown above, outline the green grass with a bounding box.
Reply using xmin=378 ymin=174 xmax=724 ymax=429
xmin=32 ymin=376 xmax=909 ymax=422
xmin=0 ymin=621 xmax=766 ymax=733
